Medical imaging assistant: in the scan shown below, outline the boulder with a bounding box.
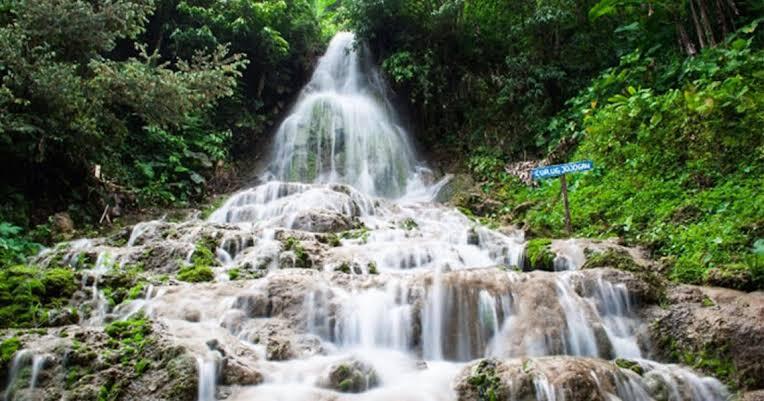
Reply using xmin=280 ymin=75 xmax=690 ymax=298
xmin=321 ymin=359 xmax=379 ymax=393
xmin=643 ymin=284 xmax=764 ymax=390
xmin=266 ymin=336 xmax=295 ymax=361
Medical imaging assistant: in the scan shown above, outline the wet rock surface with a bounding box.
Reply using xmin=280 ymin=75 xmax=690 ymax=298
xmin=643 ymin=284 xmax=764 ymax=390
xmin=0 ymin=325 xmax=202 ymax=401
xmin=454 ymin=356 xmax=729 ymax=401
xmin=321 ymin=358 xmax=379 ymax=393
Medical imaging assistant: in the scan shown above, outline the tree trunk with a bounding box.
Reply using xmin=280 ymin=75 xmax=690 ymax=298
xmin=714 ymin=0 xmax=729 ymax=38
xmin=697 ymin=0 xmax=717 ymax=46
xmin=676 ymin=18 xmax=698 ymax=56
xmin=689 ymin=0 xmax=707 ymax=49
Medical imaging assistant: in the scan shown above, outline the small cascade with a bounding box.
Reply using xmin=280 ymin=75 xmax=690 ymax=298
xmin=3 ymin=349 xmax=31 ymax=401
xmin=550 ymin=239 xmax=586 ymax=271
xmin=3 ymin=349 xmax=40 ymax=401
xmin=556 ymin=276 xmax=600 ymax=356
xmin=532 ymin=374 xmax=558 ymax=401
xmin=197 ymin=357 xmax=218 ymax=401
xmin=30 ymin=354 xmax=48 ymax=389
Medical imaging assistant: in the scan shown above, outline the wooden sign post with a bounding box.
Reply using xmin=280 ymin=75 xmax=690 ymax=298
xmin=531 ymin=160 xmax=593 ymax=235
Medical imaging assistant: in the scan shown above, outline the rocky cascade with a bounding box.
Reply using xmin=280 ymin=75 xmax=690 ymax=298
xmin=2 ymin=32 xmax=760 ymax=401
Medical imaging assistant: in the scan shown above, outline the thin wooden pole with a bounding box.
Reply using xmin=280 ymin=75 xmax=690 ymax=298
xmin=561 ymin=174 xmax=572 ymax=235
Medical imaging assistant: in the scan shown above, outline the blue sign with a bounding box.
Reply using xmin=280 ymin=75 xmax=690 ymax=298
xmin=532 ymin=160 xmax=593 ymax=180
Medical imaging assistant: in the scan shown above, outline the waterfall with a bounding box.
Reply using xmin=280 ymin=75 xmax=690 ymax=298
xmin=266 ymin=32 xmax=422 ymax=198
xmin=30 ymin=31 xmax=732 ymax=401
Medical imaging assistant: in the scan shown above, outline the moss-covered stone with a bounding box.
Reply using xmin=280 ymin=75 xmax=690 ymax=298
xmin=466 ymin=359 xmax=506 ymax=401
xmin=177 ymin=265 xmax=214 ymax=282
xmin=326 ymin=360 xmax=379 ymax=393
xmin=614 ymin=358 xmax=644 ymax=375
xmin=367 ymin=261 xmax=378 ymax=275
xmin=1 ymin=336 xmax=21 ymax=365
xmin=582 ymin=248 xmax=640 ymax=271
xmin=704 ymin=263 xmax=756 ymax=291
xmin=400 ymin=218 xmax=418 ymax=230
xmin=281 ymin=236 xmax=312 ymax=268
xmin=524 ymin=238 xmax=555 ymax=271
xmin=0 ymin=264 xmax=79 ymax=328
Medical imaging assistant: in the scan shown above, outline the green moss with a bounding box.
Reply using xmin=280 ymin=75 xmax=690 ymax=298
xmin=367 ymin=261 xmax=378 ymax=275
xmin=282 ymin=236 xmax=311 ymax=268
xmin=337 ymin=262 xmax=351 ymax=274
xmin=134 ymin=358 xmax=150 ymax=375
xmin=524 ymin=239 xmax=555 ymax=271
xmin=582 ymin=249 xmax=640 ymax=271
xmin=0 ymin=264 xmax=80 ymax=328
xmin=339 ymin=228 xmax=370 ymax=243
xmin=43 ymin=266 xmax=77 ymax=300
xmin=664 ymin=338 xmax=738 ymax=389
xmin=701 ymin=296 xmax=715 ymax=307
xmin=177 ymin=265 xmax=214 ymax=282
xmin=104 ymin=314 xmax=153 ymax=377
xmin=320 ymin=233 xmax=342 ymax=247
xmin=467 ymin=359 xmax=503 ymax=401
xmin=400 ymin=218 xmax=418 ymax=230
xmin=176 ymin=240 xmax=218 ymax=282
xmin=1 ymin=337 xmax=21 ymax=364
xmin=228 ymin=268 xmax=241 ymax=280
xmin=99 ymin=263 xmax=147 ymax=306
xmin=191 ymin=240 xmax=217 ymax=267
xmin=338 ymin=378 xmax=353 ymax=392
xmin=615 ymin=358 xmax=644 ymax=375
xmin=127 ymin=282 xmax=145 ymax=300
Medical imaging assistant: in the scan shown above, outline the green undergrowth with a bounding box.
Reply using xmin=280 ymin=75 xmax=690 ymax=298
xmin=468 ymin=29 xmax=764 ymax=290
xmin=524 ymin=238 xmax=555 ymax=271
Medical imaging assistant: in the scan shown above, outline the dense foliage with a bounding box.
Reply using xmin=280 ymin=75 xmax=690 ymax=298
xmin=0 ymin=0 xmax=332 ymax=230
xmin=347 ymin=0 xmax=624 ymax=156
xmin=467 ymin=24 xmax=764 ymax=289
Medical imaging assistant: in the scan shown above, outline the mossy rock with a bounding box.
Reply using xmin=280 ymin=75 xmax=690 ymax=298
xmin=281 ymin=237 xmax=312 ymax=268
xmin=583 ymin=248 xmax=666 ymax=302
xmin=523 ymin=239 xmax=555 ymax=271
xmin=582 ymin=248 xmax=640 ymax=271
xmin=614 ymin=358 xmax=644 ymax=375
xmin=326 ymin=360 xmax=379 ymax=393
xmin=704 ymin=264 xmax=757 ymax=292
xmin=177 ymin=265 xmax=214 ymax=283
xmin=465 ymin=359 xmax=507 ymax=401
xmin=1 ymin=337 xmax=21 ymax=365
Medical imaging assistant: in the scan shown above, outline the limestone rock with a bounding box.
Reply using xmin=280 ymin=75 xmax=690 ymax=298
xmin=266 ymin=336 xmax=295 ymax=361
xmin=644 ymin=284 xmax=764 ymax=390
xmin=321 ymin=358 xmax=379 ymax=393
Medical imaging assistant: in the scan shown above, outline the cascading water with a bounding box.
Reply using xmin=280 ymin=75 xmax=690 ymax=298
xmin=14 ymin=31 xmax=733 ymax=401
xmin=265 ymin=32 xmax=423 ymax=198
